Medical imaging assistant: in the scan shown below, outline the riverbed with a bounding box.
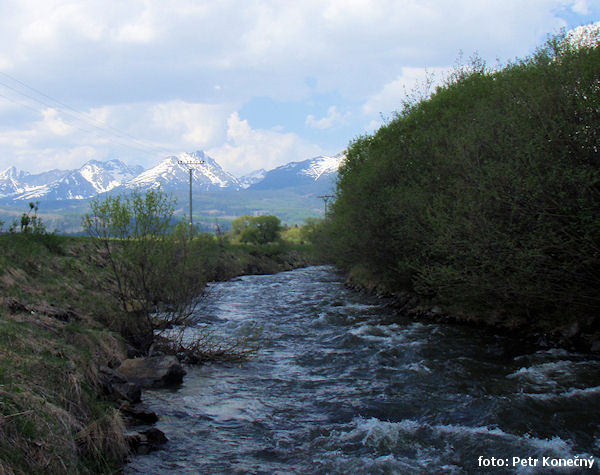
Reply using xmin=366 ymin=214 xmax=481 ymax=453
xmin=125 ymin=266 xmax=600 ymax=474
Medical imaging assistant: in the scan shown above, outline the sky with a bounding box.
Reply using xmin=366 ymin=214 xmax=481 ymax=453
xmin=0 ymin=0 xmax=598 ymax=177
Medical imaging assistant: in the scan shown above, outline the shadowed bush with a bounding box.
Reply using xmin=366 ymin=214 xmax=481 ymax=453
xmin=325 ymin=28 xmax=600 ymax=330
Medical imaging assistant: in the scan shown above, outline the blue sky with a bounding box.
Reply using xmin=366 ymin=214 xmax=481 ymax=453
xmin=0 ymin=0 xmax=598 ymax=176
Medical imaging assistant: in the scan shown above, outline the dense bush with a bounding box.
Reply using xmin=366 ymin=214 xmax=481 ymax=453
xmin=326 ymin=29 xmax=600 ymax=326
xmin=230 ymin=214 xmax=283 ymax=244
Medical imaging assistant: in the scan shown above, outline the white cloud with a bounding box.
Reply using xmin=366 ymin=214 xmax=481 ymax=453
xmin=19 ymin=2 xmax=106 ymax=46
xmin=0 ymin=0 xmax=596 ymax=173
xmin=209 ymin=112 xmax=322 ymax=176
xmin=571 ymin=0 xmax=590 ymax=15
xmin=362 ymin=67 xmax=449 ymax=116
xmin=41 ymin=108 xmax=75 ymax=136
xmin=306 ymin=106 xmax=349 ymax=130
xmin=116 ymin=18 xmax=156 ymax=44
xmin=0 ymin=99 xmax=238 ymax=172
xmin=147 ymin=101 xmax=233 ymax=146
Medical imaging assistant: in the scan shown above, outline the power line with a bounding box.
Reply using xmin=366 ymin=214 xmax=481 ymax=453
xmin=0 ymin=70 xmax=174 ymax=158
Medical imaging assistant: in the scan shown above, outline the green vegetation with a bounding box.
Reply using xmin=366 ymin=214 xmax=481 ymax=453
xmin=0 ymin=233 xmax=128 ymax=474
xmin=83 ymin=190 xmax=210 ymax=352
xmin=0 ymin=186 xmax=327 ymax=235
xmin=0 ymin=198 xmax=316 ymax=473
xmin=231 ymin=214 xmax=283 ymax=244
xmin=323 ymin=30 xmax=600 ymax=336
xmin=8 ymin=201 xmax=46 ymax=234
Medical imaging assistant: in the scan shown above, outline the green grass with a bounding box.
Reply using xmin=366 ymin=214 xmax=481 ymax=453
xmin=0 ymin=231 xmax=318 ymax=473
xmin=0 ymin=234 xmax=128 ymax=474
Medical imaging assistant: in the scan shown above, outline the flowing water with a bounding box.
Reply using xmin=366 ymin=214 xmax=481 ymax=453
xmin=125 ymin=266 xmax=600 ymax=474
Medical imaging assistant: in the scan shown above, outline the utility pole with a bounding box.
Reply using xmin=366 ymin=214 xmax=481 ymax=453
xmin=318 ymin=194 xmax=334 ymax=216
xmin=178 ymin=159 xmax=204 ymax=235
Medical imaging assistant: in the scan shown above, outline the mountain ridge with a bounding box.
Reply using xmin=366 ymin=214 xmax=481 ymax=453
xmin=0 ymin=151 xmax=344 ymax=202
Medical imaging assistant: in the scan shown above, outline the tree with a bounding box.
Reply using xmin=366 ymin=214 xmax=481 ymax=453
xmin=83 ymin=190 xmax=208 ymax=352
xmin=10 ymin=202 xmax=46 ymax=234
xmin=237 ymin=215 xmax=282 ymax=244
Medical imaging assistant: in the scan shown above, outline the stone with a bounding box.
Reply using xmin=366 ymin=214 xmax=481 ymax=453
xmin=120 ymin=402 xmax=159 ymax=425
xmin=98 ymin=365 xmax=142 ymax=403
xmin=124 ymin=431 xmax=142 ymax=451
xmin=429 ymin=305 xmax=442 ymax=315
xmin=127 ymin=428 xmax=169 ymax=455
xmin=112 ymin=382 xmax=142 ymax=404
xmin=117 ymin=356 xmax=186 ymax=388
xmin=141 ymin=427 xmax=168 ymax=445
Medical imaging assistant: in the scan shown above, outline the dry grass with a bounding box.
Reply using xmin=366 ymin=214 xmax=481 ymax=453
xmin=0 ymin=235 xmax=129 ymax=474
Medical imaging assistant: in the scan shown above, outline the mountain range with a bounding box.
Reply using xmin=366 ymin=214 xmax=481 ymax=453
xmin=0 ymin=151 xmax=344 ymax=202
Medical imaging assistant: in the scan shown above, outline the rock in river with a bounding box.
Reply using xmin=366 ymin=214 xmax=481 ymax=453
xmin=117 ymin=356 xmax=186 ymax=388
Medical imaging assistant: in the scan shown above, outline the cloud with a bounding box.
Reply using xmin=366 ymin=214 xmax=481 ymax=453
xmin=41 ymin=108 xmax=75 ymax=136
xmin=0 ymin=0 xmax=597 ymax=174
xmin=209 ymin=112 xmax=322 ymax=176
xmin=2 ymin=0 xmax=578 ymax=105
xmin=362 ymin=66 xmax=450 ymax=117
xmin=0 ymin=99 xmax=238 ymax=171
xmin=306 ymin=106 xmax=349 ymax=130
xmin=571 ymin=0 xmax=590 ymax=15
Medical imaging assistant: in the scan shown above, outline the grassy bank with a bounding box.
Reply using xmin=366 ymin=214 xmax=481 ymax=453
xmin=0 ymin=232 xmax=315 ymax=474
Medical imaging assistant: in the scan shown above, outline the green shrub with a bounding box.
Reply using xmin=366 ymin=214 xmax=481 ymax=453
xmin=325 ymin=29 xmax=600 ymax=326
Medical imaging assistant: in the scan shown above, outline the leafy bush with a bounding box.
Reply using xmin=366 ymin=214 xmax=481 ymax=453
xmin=83 ymin=190 xmax=209 ymax=352
xmin=231 ymin=214 xmax=283 ymax=244
xmin=326 ymin=29 xmax=600 ymax=326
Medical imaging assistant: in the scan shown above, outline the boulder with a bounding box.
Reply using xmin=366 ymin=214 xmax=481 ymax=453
xmin=119 ymin=402 xmax=159 ymax=425
xmin=117 ymin=356 xmax=186 ymax=388
xmin=124 ymin=431 xmax=142 ymax=451
xmin=141 ymin=427 xmax=168 ymax=445
xmin=98 ymin=365 xmax=142 ymax=403
xmin=135 ymin=427 xmax=169 ymax=454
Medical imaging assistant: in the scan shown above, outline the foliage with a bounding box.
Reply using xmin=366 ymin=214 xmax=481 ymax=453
xmin=83 ymin=190 xmax=208 ymax=352
xmin=231 ymin=214 xmax=283 ymax=244
xmin=8 ymin=201 xmax=46 ymax=234
xmin=325 ymin=30 xmax=600 ymax=327
xmin=281 ymin=224 xmax=303 ymax=243
xmin=9 ymin=201 xmax=46 ymax=234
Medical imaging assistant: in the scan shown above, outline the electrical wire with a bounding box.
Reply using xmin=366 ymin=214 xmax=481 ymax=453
xmin=0 ymin=70 xmax=174 ymax=158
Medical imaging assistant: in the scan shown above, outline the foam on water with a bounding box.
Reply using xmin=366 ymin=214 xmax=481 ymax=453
xmin=126 ymin=266 xmax=600 ymax=475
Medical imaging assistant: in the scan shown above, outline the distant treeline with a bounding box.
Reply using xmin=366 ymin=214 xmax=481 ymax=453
xmin=324 ymin=30 xmax=600 ymax=327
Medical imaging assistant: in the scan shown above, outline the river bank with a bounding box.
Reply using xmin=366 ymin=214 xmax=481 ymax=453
xmin=343 ymin=266 xmax=600 ymax=355
xmin=0 ymin=233 xmax=315 ymax=474
xmin=125 ymin=266 xmax=600 ymax=474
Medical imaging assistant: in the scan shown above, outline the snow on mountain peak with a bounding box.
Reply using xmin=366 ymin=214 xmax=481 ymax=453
xmin=1 ymin=150 xmax=344 ymax=200
xmin=239 ymin=168 xmax=267 ymax=189
xmin=78 ymin=159 xmax=141 ymax=193
xmin=126 ymin=151 xmax=239 ymax=190
xmin=301 ymin=154 xmax=345 ymax=180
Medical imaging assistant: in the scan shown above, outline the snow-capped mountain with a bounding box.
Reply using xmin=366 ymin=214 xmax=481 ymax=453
xmin=0 ymin=166 xmax=29 ymax=196
xmin=23 ymin=169 xmax=69 ymax=187
xmin=0 ymin=151 xmax=344 ymax=202
xmin=248 ymin=154 xmax=345 ymax=191
xmin=125 ymin=151 xmax=240 ymax=191
xmin=239 ymin=168 xmax=266 ymax=189
xmin=6 ymin=159 xmax=143 ymax=201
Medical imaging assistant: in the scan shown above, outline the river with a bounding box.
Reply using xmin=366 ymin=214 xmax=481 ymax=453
xmin=125 ymin=266 xmax=600 ymax=474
